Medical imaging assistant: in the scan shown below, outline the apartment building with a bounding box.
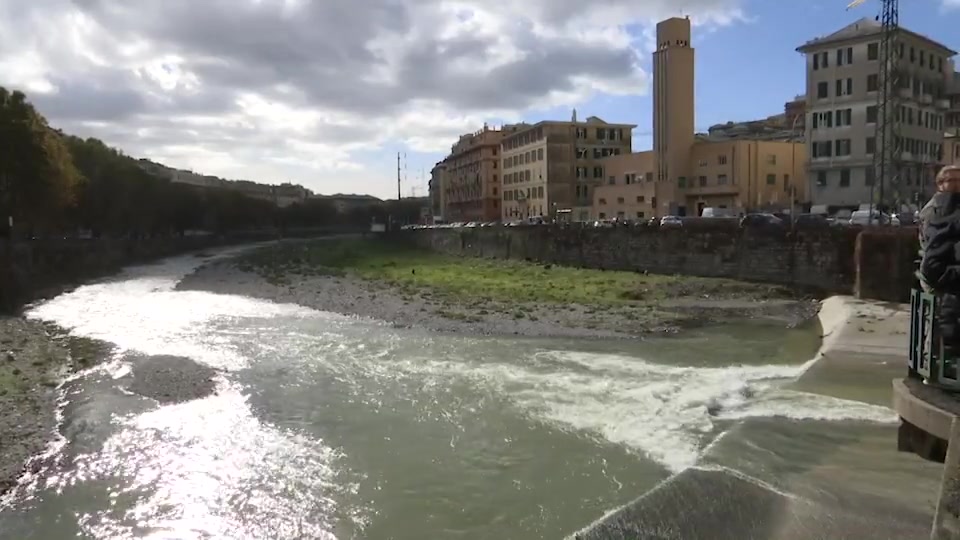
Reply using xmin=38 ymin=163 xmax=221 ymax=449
xmin=591 ymin=17 xmax=807 ymax=220
xmin=442 ymin=124 xmax=505 ymax=222
xmin=947 ymin=68 xmax=960 ymax=135
xmin=946 ymin=133 xmax=960 ymax=164
xmin=429 ymin=161 xmax=446 ymax=220
xmin=500 ymin=114 xmax=635 ymax=222
xmin=797 ymin=18 xmax=954 ymax=211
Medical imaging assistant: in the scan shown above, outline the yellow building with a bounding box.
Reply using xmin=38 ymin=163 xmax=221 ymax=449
xmin=501 ymin=114 xmax=635 ymax=222
xmin=592 ymin=17 xmax=807 ymax=219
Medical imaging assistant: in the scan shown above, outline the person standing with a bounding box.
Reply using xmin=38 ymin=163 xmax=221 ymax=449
xmin=918 ymin=165 xmax=960 ymax=366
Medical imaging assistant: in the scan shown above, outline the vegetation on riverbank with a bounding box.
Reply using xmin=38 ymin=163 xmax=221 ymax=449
xmin=221 ymin=238 xmax=814 ymax=335
xmin=237 ymin=238 xmax=797 ymax=305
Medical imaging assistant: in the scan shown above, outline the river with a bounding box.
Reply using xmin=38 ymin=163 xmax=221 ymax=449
xmin=0 ymin=247 xmax=943 ymax=539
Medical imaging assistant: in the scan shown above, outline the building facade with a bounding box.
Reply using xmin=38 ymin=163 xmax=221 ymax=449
xmin=797 ymin=18 xmax=955 ymax=211
xmin=500 ymin=115 xmax=635 ymax=222
xmin=443 ymin=125 xmax=504 ymax=222
xmin=589 ymin=17 xmax=807 ymax=221
xmin=429 ymin=161 xmax=447 ymax=221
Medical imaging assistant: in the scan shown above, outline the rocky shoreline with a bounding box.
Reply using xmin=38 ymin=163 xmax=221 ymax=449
xmin=177 ymin=256 xmax=821 ymax=340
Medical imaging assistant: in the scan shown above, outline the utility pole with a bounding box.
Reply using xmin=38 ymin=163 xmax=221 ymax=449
xmin=397 ymin=152 xmax=401 ymax=200
xmin=856 ymin=0 xmax=901 ymax=224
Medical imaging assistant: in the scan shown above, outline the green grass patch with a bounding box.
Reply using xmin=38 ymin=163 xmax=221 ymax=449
xmin=235 ymin=238 xmax=794 ymax=308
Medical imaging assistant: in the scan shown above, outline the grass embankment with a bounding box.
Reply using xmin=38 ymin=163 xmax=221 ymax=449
xmin=233 ymin=239 xmax=798 ymax=329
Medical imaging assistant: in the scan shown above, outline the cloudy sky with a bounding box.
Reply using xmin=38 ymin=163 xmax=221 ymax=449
xmin=0 ymin=0 xmax=957 ymax=199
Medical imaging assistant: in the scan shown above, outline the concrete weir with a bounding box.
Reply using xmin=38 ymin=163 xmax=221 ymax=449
xmin=573 ymin=297 xmax=939 ymax=540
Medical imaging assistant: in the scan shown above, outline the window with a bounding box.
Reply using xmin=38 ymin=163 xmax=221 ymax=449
xmin=865 ymin=166 xmax=875 ymax=186
xmin=617 ymin=197 xmax=625 ymax=204
xmin=822 ymin=51 xmax=829 ymax=68
xmin=606 ymin=175 xmax=616 ymax=185
xmin=868 ymin=42 xmax=879 ymax=61
xmin=598 ymin=198 xmax=607 ymax=205
xmin=636 ymin=212 xmax=645 ymax=219
xmin=866 ymin=105 xmax=878 ymax=123
xmin=596 ymin=128 xmax=606 ymax=139
xmin=836 ymin=48 xmax=844 ymax=66
xmin=678 ymin=177 xmax=687 ymax=188
xmin=847 ymin=78 xmax=853 ymax=95
xmin=766 ymin=174 xmax=776 ymax=185
xmin=817 ymin=171 xmax=827 ymax=187
xmin=867 ymin=74 xmax=878 ymax=92
xmin=836 ymin=79 xmax=842 ymax=96
xmin=839 ymin=169 xmax=851 ymax=187
xmin=718 ymin=174 xmax=728 ymax=185
xmin=593 ymin=148 xmax=602 ymax=159
xmin=576 ymin=128 xmax=587 ymax=139
xmin=718 ymin=155 xmax=728 ymax=165
xmin=698 ymin=159 xmax=708 ymax=167
xmin=846 ymin=47 xmax=853 ymax=64
xmin=866 ymin=136 xmax=876 ymax=154
xmin=835 ymin=138 xmax=852 ymax=156
xmin=599 ymin=212 xmax=606 ymax=219
xmin=593 ymin=166 xmax=603 ymax=178
xmin=766 ymin=154 xmax=777 ymax=165
xmin=812 ymin=140 xmax=833 ymax=158
xmin=817 ymin=81 xmax=828 ymax=99
xmin=576 ymin=166 xmax=587 ymax=178
xmin=537 ymin=148 xmax=543 ymax=160
xmin=835 ymin=108 xmax=852 ymax=126
xmin=814 ymin=53 xmax=820 ymax=70
xmin=699 ymin=176 xmax=707 ymax=186
xmin=645 ymin=172 xmax=653 ymax=182
xmin=636 ymin=196 xmax=645 ymax=203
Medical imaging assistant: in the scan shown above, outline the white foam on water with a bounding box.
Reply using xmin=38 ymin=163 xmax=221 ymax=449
xmin=356 ymin=348 xmax=897 ymax=474
xmin=57 ymin=383 xmax=344 ymax=540
xmin=26 ymin=251 xmax=342 ymax=371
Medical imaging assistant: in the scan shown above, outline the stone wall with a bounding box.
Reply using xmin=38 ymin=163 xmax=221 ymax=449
xmin=855 ymin=228 xmax=919 ymax=303
xmin=399 ymin=223 xmax=895 ymax=296
xmin=0 ymin=227 xmax=362 ymax=313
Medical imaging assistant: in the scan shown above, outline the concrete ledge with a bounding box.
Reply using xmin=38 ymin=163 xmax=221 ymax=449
xmin=894 ymin=378 xmax=960 ymax=443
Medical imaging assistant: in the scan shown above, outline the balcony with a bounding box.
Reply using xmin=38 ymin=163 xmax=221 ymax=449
xmin=899 ymin=88 xmax=912 ymax=99
xmin=920 ymin=94 xmax=934 ymax=105
xmin=936 ymin=98 xmax=951 ymax=110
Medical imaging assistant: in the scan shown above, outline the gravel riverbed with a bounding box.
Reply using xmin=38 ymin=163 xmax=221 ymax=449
xmin=177 ymin=258 xmax=821 ymax=340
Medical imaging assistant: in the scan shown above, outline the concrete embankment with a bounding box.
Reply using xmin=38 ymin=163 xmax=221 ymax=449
xmin=573 ymin=296 xmax=942 ymax=540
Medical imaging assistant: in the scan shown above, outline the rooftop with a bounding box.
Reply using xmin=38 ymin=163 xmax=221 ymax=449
xmin=797 ymin=17 xmax=956 ymax=55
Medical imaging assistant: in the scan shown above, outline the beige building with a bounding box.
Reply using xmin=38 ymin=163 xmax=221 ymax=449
xmin=429 ymin=161 xmax=446 ymax=220
xmin=501 ymin=114 xmax=635 ymax=222
xmin=443 ymin=124 xmax=508 ymax=222
xmin=797 ymin=17 xmax=954 ymax=211
xmin=591 ymin=16 xmax=807 ymax=220
xmin=945 ymin=133 xmax=960 ymax=164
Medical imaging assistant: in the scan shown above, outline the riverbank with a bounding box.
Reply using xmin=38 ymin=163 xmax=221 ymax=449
xmin=0 ymin=318 xmax=69 ymax=496
xmin=177 ymin=238 xmax=821 ymax=339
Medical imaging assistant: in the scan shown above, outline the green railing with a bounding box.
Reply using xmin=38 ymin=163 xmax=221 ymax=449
xmin=910 ymin=289 xmax=960 ymax=389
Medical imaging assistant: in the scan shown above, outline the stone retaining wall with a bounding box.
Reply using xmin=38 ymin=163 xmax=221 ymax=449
xmin=399 ymin=224 xmax=918 ymax=301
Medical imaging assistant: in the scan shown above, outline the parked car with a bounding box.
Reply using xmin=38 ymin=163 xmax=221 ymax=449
xmin=660 ymin=215 xmax=683 ymax=228
xmin=739 ymin=213 xmax=783 ymax=228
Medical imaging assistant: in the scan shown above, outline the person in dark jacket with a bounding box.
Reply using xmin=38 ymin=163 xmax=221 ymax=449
xmin=919 ymin=165 xmax=960 ymax=365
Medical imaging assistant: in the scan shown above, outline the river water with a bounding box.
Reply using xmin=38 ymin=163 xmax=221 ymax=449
xmin=0 ymin=248 xmax=942 ymax=539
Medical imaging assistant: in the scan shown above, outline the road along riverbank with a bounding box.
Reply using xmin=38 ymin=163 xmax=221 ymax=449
xmin=177 ymin=237 xmax=821 ymax=339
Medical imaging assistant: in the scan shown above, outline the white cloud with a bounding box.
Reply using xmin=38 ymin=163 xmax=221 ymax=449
xmin=0 ymin=0 xmax=746 ymax=197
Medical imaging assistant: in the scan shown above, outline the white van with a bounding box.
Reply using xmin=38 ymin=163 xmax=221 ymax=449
xmin=701 ymin=207 xmax=735 ymax=218
xmin=849 ymin=209 xmax=889 ymax=226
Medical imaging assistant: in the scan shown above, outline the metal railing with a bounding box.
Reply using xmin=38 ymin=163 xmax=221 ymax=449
xmin=909 ymin=289 xmax=960 ymax=389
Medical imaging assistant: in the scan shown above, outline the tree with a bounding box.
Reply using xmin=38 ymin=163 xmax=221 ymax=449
xmin=0 ymin=87 xmax=82 ymax=235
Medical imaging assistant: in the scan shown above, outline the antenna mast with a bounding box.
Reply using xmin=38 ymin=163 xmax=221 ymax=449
xmin=397 ymin=152 xmax=401 ymax=200
xmin=871 ymin=0 xmax=901 ymax=222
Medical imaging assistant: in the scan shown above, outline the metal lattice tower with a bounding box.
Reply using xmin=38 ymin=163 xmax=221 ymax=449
xmin=870 ymin=0 xmax=901 ymax=220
